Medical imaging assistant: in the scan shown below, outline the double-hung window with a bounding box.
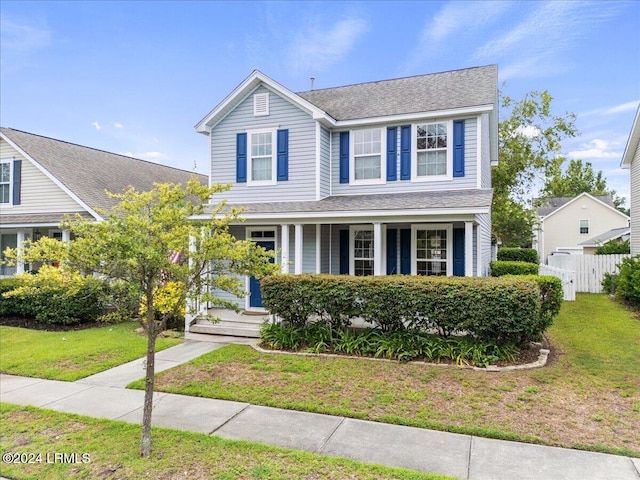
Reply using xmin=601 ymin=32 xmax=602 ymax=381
xmin=579 ymin=219 xmax=589 ymax=235
xmin=350 ymin=227 xmax=375 ymax=276
xmin=413 ymin=122 xmax=451 ymax=180
xmin=412 ymin=225 xmax=453 ymax=276
xmin=248 ymin=129 xmax=276 ymax=185
xmin=351 ymin=128 xmax=385 ymax=183
xmin=0 ymin=162 xmax=11 ymax=205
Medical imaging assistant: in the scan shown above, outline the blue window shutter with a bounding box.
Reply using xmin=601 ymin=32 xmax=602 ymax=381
xmin=236 ymin=133 xmax=247 ymax=183
xmin=453 ymin=120 xmax=465 ymax=178
xmin=339 ymin=229 xmax=349 ymax=274
xmin=12 ymin=160 xmax=21 ymax=205
xmin=400 ymin=229 xmax=411 ymax=274
xmin=386 ymin=127 xmax=397 ymax=181
xmin=277 ymin=129 xmax=288 ymax=181
xmin=400 ymin=125 xmax=411 ymax=180
xmin=453 ymin=228 xmax=465 ymax=276
xmin=386 ymin=228 xmax=398 ymax=274
xmin=339 ymin=131 xmax=349 ymax=184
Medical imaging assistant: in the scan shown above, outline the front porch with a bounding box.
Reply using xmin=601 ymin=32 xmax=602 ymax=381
xmin=0 ymin=225 xmax=71 ymax=277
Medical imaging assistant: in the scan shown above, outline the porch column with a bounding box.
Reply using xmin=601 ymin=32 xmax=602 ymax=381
xmin=373 ymin=222 xmax=383 ymax=276
xmin=281 ymin=224 xmax=290 ymax=274
xmin=315 ymin=224 xmax=321 ymax=274
xmin=465 ymin=221 xmax=474 ymax=277
xmin=477 ymin=222 xmax=484 ymax=277
xmin=16 ymin=231 xmax=25 ymax=275
xmin=62 ymin=229 xmax=71 ymax=243
xmin=294 ymin=224 xmax=303 ymax=274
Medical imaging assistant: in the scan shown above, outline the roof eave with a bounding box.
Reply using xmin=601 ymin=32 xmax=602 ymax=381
xmin=621 ymin=106 xmax=640 ymax=168
xmin=334 ymin=104 xmax=494 ymax=127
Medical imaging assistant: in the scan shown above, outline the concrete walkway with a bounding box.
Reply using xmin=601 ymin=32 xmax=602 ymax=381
xmin=1 ymin=341 xmax=639 ymax=480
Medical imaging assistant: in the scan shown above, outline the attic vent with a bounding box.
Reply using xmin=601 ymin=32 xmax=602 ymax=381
xmin=253 ymin=92 xmax=269 ymax=117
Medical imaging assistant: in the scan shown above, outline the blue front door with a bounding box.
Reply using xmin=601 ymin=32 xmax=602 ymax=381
xmin=453 ymin=228 xmax=465 ymax=276
xmin=249 ymin=240 xmax=275 ymax=308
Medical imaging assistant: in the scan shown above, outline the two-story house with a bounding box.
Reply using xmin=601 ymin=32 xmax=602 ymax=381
xmin=0 ymin=127 xmax=206 ymax=276
xmin=192 ymin=66 xmax=498 ymax=315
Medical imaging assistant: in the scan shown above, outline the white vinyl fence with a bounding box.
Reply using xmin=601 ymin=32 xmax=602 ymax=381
xmin=546 ymin=254 xmax=630 ymax=294
xmin=539 ymin=264 xmax=576 ymax=301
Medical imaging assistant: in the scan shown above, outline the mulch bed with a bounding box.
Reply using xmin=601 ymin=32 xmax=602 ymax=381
xmin=0 ymin=316 xmax=107 ymax=332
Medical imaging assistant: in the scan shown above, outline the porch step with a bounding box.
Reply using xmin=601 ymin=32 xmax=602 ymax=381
xmin=189 ymin=322 xmax=262 ymax=338
xmin=188 ymin=309 xmax=271 ymax=338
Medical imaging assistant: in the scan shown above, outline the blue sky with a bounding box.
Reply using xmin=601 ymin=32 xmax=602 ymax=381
xmin=1 ymin=0 xmax=639 ymax=203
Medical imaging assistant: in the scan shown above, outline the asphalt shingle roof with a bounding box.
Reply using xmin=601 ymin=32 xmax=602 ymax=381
xmin=296 ymin=65 xmax=497 ymax=121
xmin=1 ymin=127 xmax=207 ymax=215
xmin=0 ymin=212 xmax=94 ymax=226
xmin=579 ymin=227 xmax=631 ymax=246
xmin=206 ymin=189 xmax=492 ymax=217
xmin=535 ymin=195 xmax=615 ymax=217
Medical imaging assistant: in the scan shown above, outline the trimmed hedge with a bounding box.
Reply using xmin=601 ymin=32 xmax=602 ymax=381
xmin=497 ymin=247 xmax=539 ymax=264
xmin=506 ymin=275 xmax=563 ymax=335
xmin=0 ymin=277 xmax=26 ymax=317
xmin=490 ymin=261 xmax=539 ymax=277
xmin=261 ymin=274 xmax=544 ymax=346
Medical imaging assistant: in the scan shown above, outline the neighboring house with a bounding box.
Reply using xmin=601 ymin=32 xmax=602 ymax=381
xmin=193 ymin=65 xmax=498 ymax=312
xmin=533 ymin=193 xmax=630 ymax=262
xmin=621 ymin=106 xmax=640 ymax=255
xmin=579 ymin=226 xmax=630 ymax=254
xmin=0 ymin=127 xmax=207 ymax=276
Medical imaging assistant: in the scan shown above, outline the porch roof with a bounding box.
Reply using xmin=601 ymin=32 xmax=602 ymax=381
xmin=0 ymin=212 xmax=94 ymax=228
xmin=203 ymin=189 xmax=492 ymax=220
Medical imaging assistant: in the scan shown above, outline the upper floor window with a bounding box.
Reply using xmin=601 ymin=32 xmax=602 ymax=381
xmin=413 ymin=122 xmax=451 ymax=180
xmin=249 ymin=129 xmax=276 ymax=185
xmin=351 ymin=128 xmax=385 ymax=184
xmin=579 ymin=219 xmax=589 ymax=234
xmin=0 ymin=162 xmax=11 ymax=204
xmin=253 ymin=93 xmax=269 ymax=117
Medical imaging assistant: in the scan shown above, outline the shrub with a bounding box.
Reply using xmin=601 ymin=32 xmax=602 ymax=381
xmin=261 ymin=274 xmax=544 ymax=346
xmin=139 ymin=281 xmax=186 ymax=329
xmin=603 ymin=255 xmax=640 ymax=308
xmin=497 ymin=247 xmax=539 ymax=264
xmin=490 ymin=261 xmax=539 ymax=277
xmin=595 ymin=239 xmax=630 ymax=255
xmin=506 ymin=275 xmax=563 ymax=334
xmin=0 ymin=277 xmax=26 ymax=317
xmin=3 ymin=266 xmax=107 ymax=325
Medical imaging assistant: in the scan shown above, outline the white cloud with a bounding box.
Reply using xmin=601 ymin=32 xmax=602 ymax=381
xmin=567 ymin=139 xmax=622 ymax=160
xmin=603 ymin=101 xmax=640 ymax=115
xmin=515 ymin=125 xmax=541 ymax=138
xmin=122 ymin=151 xmax=167 ymax=162
xmin=91 ymin=121 xmax=102 ymax=131
xmin=289 ymin=17 xmax=368 ymax=74
xmin=0 ymin=18 xmax=50 ymax=52
xmin=113 ymin=122 xmax=124 ymax=129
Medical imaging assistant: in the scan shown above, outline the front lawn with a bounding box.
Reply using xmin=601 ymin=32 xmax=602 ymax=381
xmin=0 ymin=403 xmax=452 ymax=480
xmin=0 ymin=322 xmax=182 ymax=381
xmin=133 ymin=294 xmax=640 ymax=456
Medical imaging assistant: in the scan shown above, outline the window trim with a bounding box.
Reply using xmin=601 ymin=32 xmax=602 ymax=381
xmin=411 ymin=121 xmax=453 ymax=182
xmin=247 ymin=127 xmax=277 ymax=186
xmin=349 ymin=127 xmax=387 ymax=185
xmin=411 ymin=224 xmax=453 ymax=276
xmin=579 ymin=219 xmax=590 ymax=235
xmin=0 ymin=160 xmax=13 ymax=207
xmin=349 ymin=225 xmax=375 ymax=276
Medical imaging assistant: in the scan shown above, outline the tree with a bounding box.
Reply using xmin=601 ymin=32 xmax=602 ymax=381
xmin=540 ymin=159 xmax=628 ymax=215
xmin=16 ymin=180 xmax=278 ymax=456
xmin=492 ymin=90 xmax=578 ymax=245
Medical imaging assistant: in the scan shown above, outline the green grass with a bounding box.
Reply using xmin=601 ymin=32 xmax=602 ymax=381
xmin=0 ymin=403 xmax=453 ymax=480
xmin=135 ymin=294 xmax=640 ymax=456
xmin=0 ymin=322 xmax=182 ymax=381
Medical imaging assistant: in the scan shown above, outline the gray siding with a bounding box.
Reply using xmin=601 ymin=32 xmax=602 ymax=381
xmin=631 ymin=144 xmax=640 ymax=255
xmin=209 ymin=85 xmax=317 ymax=203
xmin=209 ymin=224 xmax=247 ymax=309
xmin=480 ymin=113 xmax=492 ymax=189
xmin=302 ymin=225 xmax=316 ymax=273
xmin=320 ymin=225 xmax=331 ymax=273
xmin=319 ymin=126 xmax=331 ymax=199
xmin=330 ymin=117 xmax=478 ymax=196
xmin=476 ymin=213 xmax=492 ymax=277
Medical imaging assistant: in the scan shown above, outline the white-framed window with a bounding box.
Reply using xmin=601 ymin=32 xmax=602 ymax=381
xmin=412 ymin=121 xmax=452 ymax=181
xmin=411 ymin=224 xmax=453 ymax=276
xmin=253 ymin=92 xmax=269 ymax=117
xmin=350 ymin=128 xmax=386 ymax=184
xmin=248 ymin=128 xmax=277 ymax=185
xmin=0 ymin=161 xmax=11 ymax=205
xmin=350 ymin=226 xmax=375 ymax=276
xmin=579 ymin=219 xmax=589 ymax=234
xmin=0 ymin=232 xmax=17 ymax=276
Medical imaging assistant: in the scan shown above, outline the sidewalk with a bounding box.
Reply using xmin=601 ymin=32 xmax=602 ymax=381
xmin=1 ymin=340 xmax=639 ymax=480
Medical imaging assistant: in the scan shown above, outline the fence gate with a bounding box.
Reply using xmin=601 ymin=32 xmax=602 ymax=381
xmin=539 ymin=264 xmax=576 ymax=301
xmin=546 ymin=254 xmax=630 ymax=293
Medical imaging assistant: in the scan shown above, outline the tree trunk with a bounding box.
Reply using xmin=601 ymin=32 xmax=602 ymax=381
xmin=140 ymin=297 xmax=157 ymax=457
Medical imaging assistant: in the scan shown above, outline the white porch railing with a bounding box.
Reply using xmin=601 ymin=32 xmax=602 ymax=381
xmin=539 ymin=264 xmax=576 ymax=301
